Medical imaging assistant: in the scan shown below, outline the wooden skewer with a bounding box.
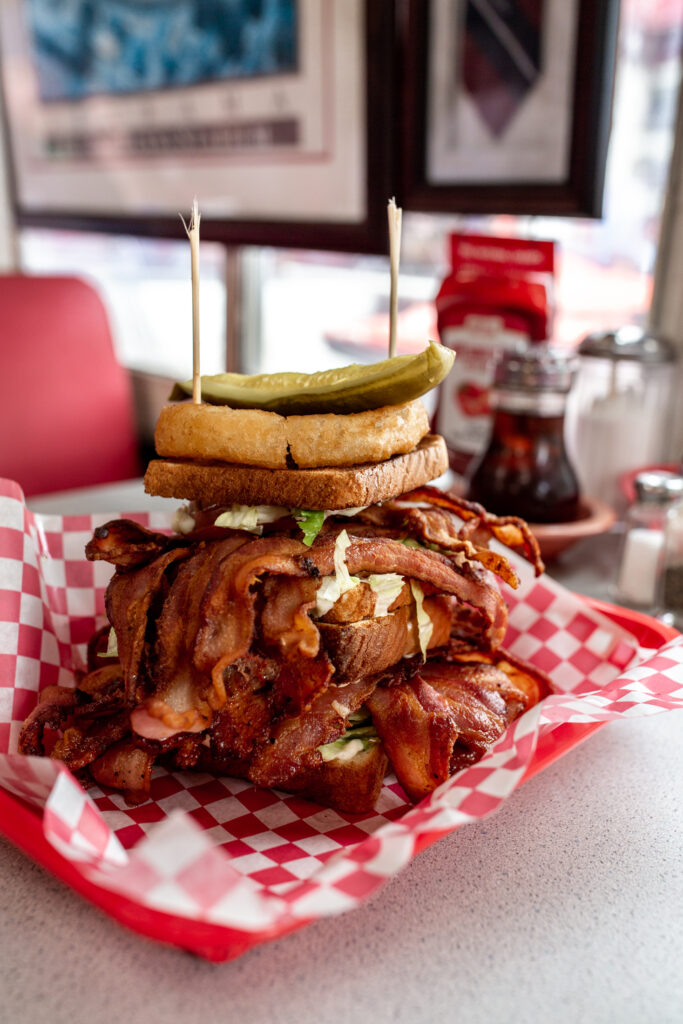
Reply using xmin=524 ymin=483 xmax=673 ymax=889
xmin=387 ymin=197 xmax=402 ymax=359
xmin=180 ymin=198 xmax=202 ymax=404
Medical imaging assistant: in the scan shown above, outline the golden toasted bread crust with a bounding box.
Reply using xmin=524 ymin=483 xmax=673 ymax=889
xmin=155 ymin=402 xmax=289 ymax=468
xmin=155 ymin=400 xmax=429 ymax=470
xmin=319 ymin=580 xmax=413 ymax=623
xmin=281 ymin=743 xmax=389 ymax=814
xmin=144 ymin=434 xmax=448 ymax=509
xmin=287 ymin=401 xmax=429 ymax=468
xmin=320 ymin=594 xmax=454 ymax=681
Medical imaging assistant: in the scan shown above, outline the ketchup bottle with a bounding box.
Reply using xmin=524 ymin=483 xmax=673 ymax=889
xmin=433 ymin=234 xmax=556 ymax=477
xmin=466 ymin=349 xmax=581 ymax=524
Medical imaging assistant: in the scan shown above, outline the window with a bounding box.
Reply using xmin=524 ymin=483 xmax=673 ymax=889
xmin=19 ymin=0 xmax=683 ymax=393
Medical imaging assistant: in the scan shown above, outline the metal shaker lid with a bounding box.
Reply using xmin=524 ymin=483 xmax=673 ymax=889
xmin=493 ymin=347 xmax=577 ymax=393
xmin=578 ymin=326 xmax=676 ymax=363
xmin=633 ymin=470 xmax=683 ymax=504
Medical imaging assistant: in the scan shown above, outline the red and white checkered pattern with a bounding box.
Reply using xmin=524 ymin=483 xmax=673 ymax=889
xmin=1 ymin=478 xmax=682 ymax=951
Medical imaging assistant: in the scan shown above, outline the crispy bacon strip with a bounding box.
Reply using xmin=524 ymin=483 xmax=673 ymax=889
xmin=351 ymin=504 xmax=521 ymax=588
xmin=89 ymin=740 xmax=156 ymax=805
xmin=305 ymin=533 xmax=509 ymax=651
xmin=260 ymin=576 xmax=320 ymax=659
xmin=400 ymin=486 xmax=544 ymax=575
xmin=205 ymin=656 xmax=278 ymax=762
xmin=153 ymin=536 xmax=249 ymax=709
xmin=18 ymin=686 xmax=78 ymax=756
xmin=86 ymin=519 xmax=179 ymax=568
xmin=72 ymin=665 xmax=126 ymax=717
xmin=248 ymin=675 xmax=378 ymax=788
xmin=106 ymin=546 xmax=191 ymax=702
xmin=419 ymin=662 xmax=512 ymax=760
xmin=442 ymin=646 xmax=551 ymax=710
xmin=403 ymin=507 xmax=520 ymax=588
xmin=50 ymin=711 xmax=131 ymax=770
xmin=193 ymin=536 xmax=313 ymax=689
xmin=367 ymin=679 xmax=457 ymax=802
xmin=273 ymin=649 xmax=335 ymax=713
xmin=368 ymin=650 xmax=547 ymax=801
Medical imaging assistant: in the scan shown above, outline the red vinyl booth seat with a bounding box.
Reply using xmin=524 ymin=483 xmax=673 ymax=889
xmin=0 ymin=274 xmax=141 ymax=497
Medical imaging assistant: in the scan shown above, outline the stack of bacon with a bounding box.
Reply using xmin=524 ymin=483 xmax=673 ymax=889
xmin=19 ymin=488 xmax=549 ymax=810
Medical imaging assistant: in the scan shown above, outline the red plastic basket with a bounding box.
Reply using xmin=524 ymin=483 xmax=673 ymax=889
xmin=0 ymin=597 xmax=676 ymax=961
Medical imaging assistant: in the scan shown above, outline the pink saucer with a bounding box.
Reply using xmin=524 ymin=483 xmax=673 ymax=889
xmin=529 ymin=498 xmax=617 ymax=561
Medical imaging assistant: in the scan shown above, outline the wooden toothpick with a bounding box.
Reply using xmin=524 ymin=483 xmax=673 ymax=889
xmin=181 ymin=198 xmax=202 ymax=404
xmin=387 ymin=197 xmax=402 ymax=358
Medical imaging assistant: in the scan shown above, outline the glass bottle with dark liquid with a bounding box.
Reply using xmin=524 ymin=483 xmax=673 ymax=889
xmin=466 ymin=350 xmax=581 ymax=523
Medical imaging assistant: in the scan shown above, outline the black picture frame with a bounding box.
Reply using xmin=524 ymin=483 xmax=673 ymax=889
xmin=1 ymin=0 xmax=395 ymax=254
xmin=400 ymin=0 xmax=619 ymax=217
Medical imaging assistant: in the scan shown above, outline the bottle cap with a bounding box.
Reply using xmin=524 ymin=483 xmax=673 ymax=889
xmin=578 ymin=326 xmax=677 ymax=364
xmin=493 ymin=348 xmax=577 ymax=393
xmin=633 ymin=471 xmax=683 ymax=504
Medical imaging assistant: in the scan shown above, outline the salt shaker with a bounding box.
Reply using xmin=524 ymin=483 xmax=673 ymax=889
xmin=615 ymin=471 xmax=683 ymax=610
xmin=659 ymin=488 xmax=683 ymax=630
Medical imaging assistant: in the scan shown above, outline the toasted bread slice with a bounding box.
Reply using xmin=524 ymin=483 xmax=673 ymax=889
xmin=144 ymin=434 xmax=448 ymax=510
xmin=281 ymin=741 xmax=389 ymax=814
xmin=154 ymin=400 xmax=429 ymax=470
xmin=319 ymin=579 xmax=413 ymax=623
xmin=320 ymin=595 xmax=454 ymax=681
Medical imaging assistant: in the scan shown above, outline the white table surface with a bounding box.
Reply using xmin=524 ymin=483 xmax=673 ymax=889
xmin=1 ymin=480 xmax=680 ymax=1024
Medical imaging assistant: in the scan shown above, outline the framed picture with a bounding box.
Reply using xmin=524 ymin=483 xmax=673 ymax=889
xmin=401 ymin=0 xmax=619 ymax=217
xmin=0 ymin=0 xmax=394 ymax=253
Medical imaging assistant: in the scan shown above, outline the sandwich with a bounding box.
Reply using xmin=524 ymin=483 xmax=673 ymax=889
xmin=19 ymin=345 xmax=549 ymax=811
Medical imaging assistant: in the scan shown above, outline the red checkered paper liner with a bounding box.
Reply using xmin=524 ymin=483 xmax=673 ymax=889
xmin=1 ymin=477 xmax=682 ymax=959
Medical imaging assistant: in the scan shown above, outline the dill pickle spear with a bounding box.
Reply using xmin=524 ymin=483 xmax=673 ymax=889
xmin=169 ymin=341 xmax=455 ymax=415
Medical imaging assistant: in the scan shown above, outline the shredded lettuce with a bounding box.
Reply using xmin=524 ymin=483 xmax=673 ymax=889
xmin=172 ymin=505 xmax=197 ymax=535
xmin=214 ymin=504 xmax=287 ymax=533
xmin=399 ymin=537 xmax=424 ymax=549
xmin=410 ymin=580 xmax=433 ymax=661
xmin=333 ymin=506 xmax=368 ymax=518
xmin=101 ymin=628 xmax=119 ymax=658
xmin=315 ymin=568 xmax=406 ymax=620
xmin=293 ymin=506 xmax=368 ymax=546
xmin=200 ymin=503 xmax=373 ymax=546
xmin=334 ymin=529 xmax=360 ymax=594
xmin=313 ymin=575 xmax=344 ymax=617
xmin=318 ymin=721 xmax=379 ymax=762
xmin=366 ymin=573 xmax=405 ymax=617
xmin=312 ymin=530 xmax=361 ymax=616
xmin=318 ymin=738 xmax=365 ymax=763
xmin=294 ymin=508 xmax=326 ymax=546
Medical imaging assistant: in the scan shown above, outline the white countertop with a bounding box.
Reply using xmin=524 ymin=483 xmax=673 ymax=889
xmin=2 ymin=480 xmax=680 ymax=1024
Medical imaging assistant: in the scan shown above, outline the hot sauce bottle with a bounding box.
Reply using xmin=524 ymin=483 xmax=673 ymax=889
xmin=466 ymin=349 xmax=581 ymax=524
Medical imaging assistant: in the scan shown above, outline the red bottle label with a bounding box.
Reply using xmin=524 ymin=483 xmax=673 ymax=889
xmin=433 ymin=234 xmax=555 ymax=474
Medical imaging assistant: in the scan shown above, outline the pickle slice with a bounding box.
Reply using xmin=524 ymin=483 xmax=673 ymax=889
xmin=169 ymin=341 xmax=455 ymax=414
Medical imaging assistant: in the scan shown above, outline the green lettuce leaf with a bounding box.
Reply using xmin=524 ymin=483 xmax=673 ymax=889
xmin=294 ymin=508 xmax=326 ymax=546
